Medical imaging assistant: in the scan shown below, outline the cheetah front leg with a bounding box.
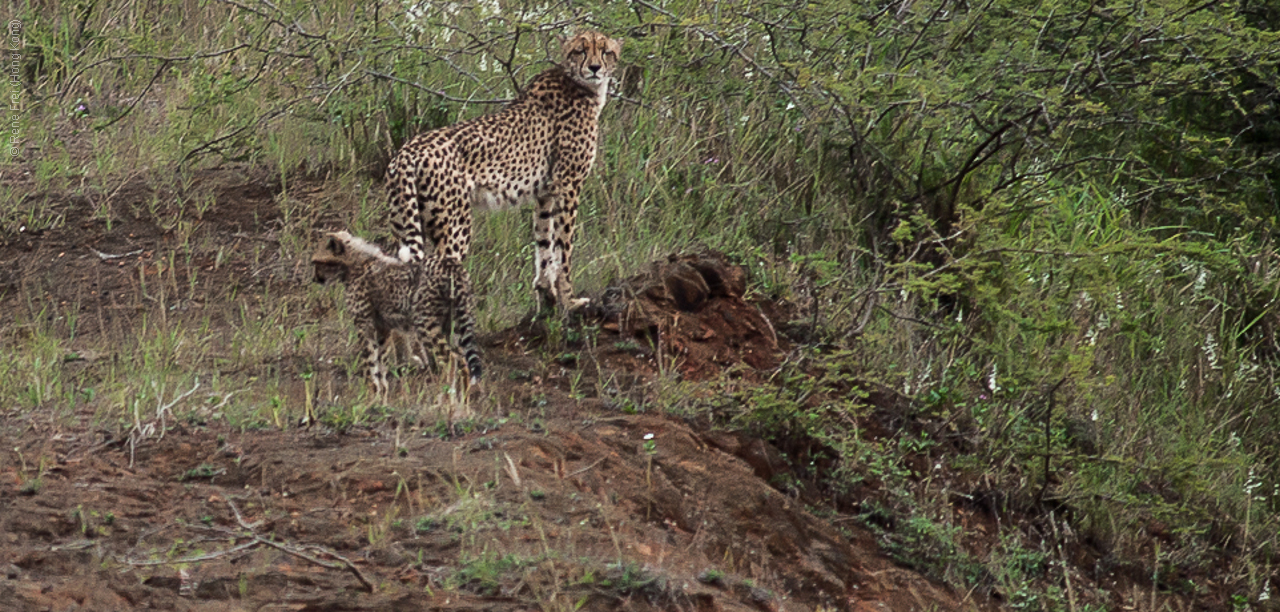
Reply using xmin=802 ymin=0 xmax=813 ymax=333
xmin=533 ymin=187 xmax=590 ymax=312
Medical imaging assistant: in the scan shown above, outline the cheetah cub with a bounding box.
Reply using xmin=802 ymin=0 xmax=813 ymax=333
xmin=387 ymin=30 xmax=623 ymax=311
xmin=312 ymin=231 xmax=482 ymax=397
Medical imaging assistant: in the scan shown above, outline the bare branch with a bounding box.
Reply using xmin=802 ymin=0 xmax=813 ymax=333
xmin=120 ymin=500 xmax=374 ymax=594
xmin=362 ymin=69 xmax=512 ymax=105
xmin=121 ymin=540 xmax=258 ymax=566
xmin=631 ymin=0 xmax=809 ymax=120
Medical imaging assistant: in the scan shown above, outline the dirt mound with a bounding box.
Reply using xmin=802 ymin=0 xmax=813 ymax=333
xmin=1 ymin=412 xmax=981 ymax=611
xmin=594 ymin=251 xmax=786 ymax=380
xmin=488 ymin=250 xmax=788 ymax=392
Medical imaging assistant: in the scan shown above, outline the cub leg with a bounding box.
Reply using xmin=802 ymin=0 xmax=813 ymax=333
xmin=361 ymin=327 xmax=392 ymax=400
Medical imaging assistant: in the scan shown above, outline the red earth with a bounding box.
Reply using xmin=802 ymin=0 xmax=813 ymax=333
xmin=0 ymin=165 xmax=1225 ymax=610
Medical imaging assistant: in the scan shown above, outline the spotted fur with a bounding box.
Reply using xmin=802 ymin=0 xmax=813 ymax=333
xmin=312 ymin=231 xmax=481 ymax=397
xmin=386 ymin=30 xmax=622 ymax=310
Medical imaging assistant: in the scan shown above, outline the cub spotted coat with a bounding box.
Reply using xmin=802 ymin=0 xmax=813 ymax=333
xmin=312 ymin=231 xmax=481 ymax=397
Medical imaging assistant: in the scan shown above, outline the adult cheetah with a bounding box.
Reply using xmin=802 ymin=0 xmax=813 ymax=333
xmin=386 ymin=30 xmax=622 ymax=311
xmin=312 ymin=231 xmax=482 ymax=398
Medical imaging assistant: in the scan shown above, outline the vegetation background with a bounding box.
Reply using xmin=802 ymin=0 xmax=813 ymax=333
xmin=5 ymin=0 xmax=1280 ymax=608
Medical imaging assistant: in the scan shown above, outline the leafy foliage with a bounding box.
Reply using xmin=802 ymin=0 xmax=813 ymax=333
xmin=9 ymin=0 xmax=1280 ymax=607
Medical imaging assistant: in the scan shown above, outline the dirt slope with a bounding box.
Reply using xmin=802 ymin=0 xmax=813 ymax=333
xmin=0 ymin=166 xmax=989 ymax=611
xmin=1 ymin=410 xmax=980 ymax=611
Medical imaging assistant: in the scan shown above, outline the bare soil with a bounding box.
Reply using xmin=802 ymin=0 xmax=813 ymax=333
xmin=0 ymin=165 xmax=1213 ymax=611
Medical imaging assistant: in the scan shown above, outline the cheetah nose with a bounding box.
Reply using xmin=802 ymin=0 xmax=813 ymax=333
xmin=588 ymin=64 xmax=602 ymax=74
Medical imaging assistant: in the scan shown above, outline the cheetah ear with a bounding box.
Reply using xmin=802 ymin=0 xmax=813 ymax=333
xmin=613 ymin=36 xmax=624 ymax=51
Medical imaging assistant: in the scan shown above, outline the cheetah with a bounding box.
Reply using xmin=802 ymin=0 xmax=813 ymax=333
xmin=312 ymin=231 xmax=482 ymax=398
xmin=386 ymin=30 xmax=623 ymax=311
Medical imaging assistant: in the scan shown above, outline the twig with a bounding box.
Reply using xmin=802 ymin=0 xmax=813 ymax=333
xmin=88 ymin=247 xmax=144 ymax=261
xmin=362 ymin=68 xmax=512 ymax=105
xmin=1036 ymin=377 xmax=1069 ymax=506
xmin=59 ymin=45 xmax=250 ymax=104
xmin=630 ymin=0 xmax=809 ymax=118
xmin=180 ymin=103 xmax=297 ymax=165
xmin=128 ymin=380 xmax=200 ymax=467
xmin=258 ymin=537 xmax=374 ymax=593
xmin=226 ymin=498 xmax=263 ymax=531
xmin=122 ymin=500 xmax=375 ymax=593
xmin=214 ymin=0 xmax=324 ymax=39
xmin=122 ymin=540 xmax=259 ymax=566
xmin=92 ymin=59 xmax=172 ymax=131
xmin=205 ymin=389 xmax=248 ymax=415
xmin=154 ymin=380 xmax=201 ymax=441
xmin=504 ymin=452 xmax=522 ymax=488
xmin=227 ymin=499 xmax=374 ymax=592
xmin=315 ymin=58 xmax=365 ymax=110
xmin=568 ymin=455 xmax=607 ymax=477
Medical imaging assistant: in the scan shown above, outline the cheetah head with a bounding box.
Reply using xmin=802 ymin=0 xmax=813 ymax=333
xmin=560 ymin=30 xmax=622 ymax=93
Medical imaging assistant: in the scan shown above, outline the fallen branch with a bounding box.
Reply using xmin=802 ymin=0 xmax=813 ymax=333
xmin=120 ymin=499 xmax=375 ymax=594
xmin=122 ymin=540 xmax=259 ymax=566
xmin=227 ymin=499 xmax=374 ymax=593
xmin=568 ymin=455 xmax=607 ymax=477
xmin=129 ymin=379 xmax=201 ymax=468
xmin=88 ymin=247 xmax=144 ymax=261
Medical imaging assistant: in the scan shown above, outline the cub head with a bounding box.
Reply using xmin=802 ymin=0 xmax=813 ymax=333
xmin=560 ymin=30 xmax=622 ymax=93
xmin=311 ymin=231 xmax=355 ymax=284
xmin=312 ymin=231 xmax=397 ymax=284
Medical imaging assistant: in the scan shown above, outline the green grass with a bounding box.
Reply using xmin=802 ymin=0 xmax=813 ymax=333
xmin=4 ymin=0 xmax=1280 ymax=608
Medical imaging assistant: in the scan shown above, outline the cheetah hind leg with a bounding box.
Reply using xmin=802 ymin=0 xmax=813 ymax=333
xmin=414 ymin=309 xmax=468 ymax=389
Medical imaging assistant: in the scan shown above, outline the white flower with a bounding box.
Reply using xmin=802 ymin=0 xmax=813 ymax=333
xmin=643 ymin=433 xmax=654 ymax=441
